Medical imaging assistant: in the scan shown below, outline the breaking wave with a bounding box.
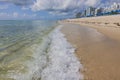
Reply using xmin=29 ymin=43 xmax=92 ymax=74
xmin=6 ymin=25 xmax=83 ymax=80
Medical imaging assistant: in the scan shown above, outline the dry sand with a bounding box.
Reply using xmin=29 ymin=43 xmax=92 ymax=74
xmin=61 ymin=15 xmax=120 ymax=80
xmin=63 ymin=15 xmax=120 ymax=41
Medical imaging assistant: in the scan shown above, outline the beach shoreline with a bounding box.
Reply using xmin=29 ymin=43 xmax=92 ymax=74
xmin=62 ymin=15 xmax=120 ymax=41
xmin=60 ymin=15 xmax=120 ymax=80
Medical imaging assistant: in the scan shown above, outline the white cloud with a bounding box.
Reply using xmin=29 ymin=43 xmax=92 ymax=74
xmin=31 ymin=0 xmax=105 ymax=12
xmin=31 ymin=0 xmax=85 ymax=11
xmin=31 ymin=0 xmax=103 ymax=16
xmin=97 ymin=0 xmax=120 ymax=8
xmin=31 ymin=0 xmax=120 ymax=11
xmin=85 ymin=0 xmax=101 ymax=6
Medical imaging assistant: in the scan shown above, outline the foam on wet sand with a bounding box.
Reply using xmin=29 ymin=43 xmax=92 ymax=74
xmin=61 ymin=15 xmax=120 ymax=80
xmin=7 ymin=25 xmax=83 ymax=80
xmin=41 ymin=25 xmax=83 ymax=80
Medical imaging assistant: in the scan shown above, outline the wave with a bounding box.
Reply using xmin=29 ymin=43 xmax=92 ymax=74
xmin=6 ymin=25 xmax=83 ymax=80
xmin=40 ymin=25 xmax=83 ymax=80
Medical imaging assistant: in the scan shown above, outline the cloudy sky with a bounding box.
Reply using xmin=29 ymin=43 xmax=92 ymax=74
xmin=0 ymin=0 xmax=119 ymax=20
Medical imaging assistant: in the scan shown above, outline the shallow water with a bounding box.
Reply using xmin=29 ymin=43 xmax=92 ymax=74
xmin=0 ymin=21 xmax=82 ymax=80
xmin=0 ymin=20 xmax=56 ymax=49
xmin=0 ymin=20 xmax=56 ymax=79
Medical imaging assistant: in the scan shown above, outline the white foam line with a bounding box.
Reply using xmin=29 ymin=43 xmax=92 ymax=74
xmin=7 ymin=25 xmax=83 ymax=80
xmin=41 ymin=25 xmax=83 ymax=80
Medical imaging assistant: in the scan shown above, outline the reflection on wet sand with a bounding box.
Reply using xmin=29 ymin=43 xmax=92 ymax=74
xmin=62 ymin=23 xmax=120 ymax=80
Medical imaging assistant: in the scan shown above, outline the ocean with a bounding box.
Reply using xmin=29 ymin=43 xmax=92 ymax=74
xmin=0 ymin=20 xmax=82 ymax=80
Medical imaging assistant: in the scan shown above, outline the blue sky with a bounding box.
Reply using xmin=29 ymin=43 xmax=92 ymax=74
xmin=0 ymin=0 xmax=119 ymax=20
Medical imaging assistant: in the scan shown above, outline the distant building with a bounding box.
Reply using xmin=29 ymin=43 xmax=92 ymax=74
xmin=119 ymin=3 xmax=120 ymax=9
xmin=103 ymin=2 xmax=120 ymax=14
xmin=111 ymin=3 xmax=119 ymax=11
xmin=103 ymin=7 xmax=108 ymax=13
xmin=95 ymin=8 xmax=103 ymax=16
xmin=86 ymin=7 xmax=95 ymax=17
xmin=75 ymin=12 xmax=82 ymax=18
xmin=81 ymin=10 xmax=86 ymax=17
xmin=75 ymin=2 xmax=120 ymax=18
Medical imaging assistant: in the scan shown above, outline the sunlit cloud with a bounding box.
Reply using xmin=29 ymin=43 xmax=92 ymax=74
xmin=85 ymin=0 xmax=101 ymax=7
xmin=31 ymin=0 xmax=84 ymax=12
xmin=31 ymin=0 xmax=103 ymax=16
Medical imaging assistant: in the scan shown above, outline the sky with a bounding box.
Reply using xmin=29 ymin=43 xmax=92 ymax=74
xmin=0 ymin=0 xmax=120 ymax=20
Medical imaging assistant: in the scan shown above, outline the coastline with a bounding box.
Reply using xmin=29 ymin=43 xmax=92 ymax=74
xmin=60 ymin=15 xmax=120 ymax=80
xmin=39 ymin=26 xmax=83 ymax=80
xmin=0 ymin=23 xmax=83 ymax=80
xmin=62 ymin=15 xmax=120 ymax=41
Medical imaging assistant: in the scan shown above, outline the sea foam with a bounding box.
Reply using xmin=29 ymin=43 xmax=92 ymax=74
xmin=41 ymin=25 xmax=83 ymax=80
xmin=8 ymin=25 xmax=83 ymax=80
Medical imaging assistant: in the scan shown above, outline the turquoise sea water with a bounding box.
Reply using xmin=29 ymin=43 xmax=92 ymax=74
xmin=0 ymin=20 xmax=56 ymax=50
xmin=0 ymin=20 xmax=57 ymax=80
xmin=0 ymin=20 xmax=82 ymax=80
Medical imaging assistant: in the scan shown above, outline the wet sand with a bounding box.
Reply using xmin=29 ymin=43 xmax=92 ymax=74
xmin=61 ymin=23 xmax=120 ymax=80
xmin=63 ymin=15 xmax=120 ymax=41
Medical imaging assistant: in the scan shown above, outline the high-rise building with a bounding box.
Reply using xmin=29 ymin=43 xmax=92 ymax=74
xmin=111 ymin=2 xmax=119 ymax=11
xmin=119 ymin=3 xmax=120 ymax=9
xmin=86 ymin=7 xmax=95 ymax=17
xmin=95 ymin=8 xmax=103 ymax=16
xmin=76 ymin=2 xmax=120 ymax=18
xmin=103 ymin=2 xmax=120 ymax=13
xmin=81 ymin=10 xmax=86 ymax=17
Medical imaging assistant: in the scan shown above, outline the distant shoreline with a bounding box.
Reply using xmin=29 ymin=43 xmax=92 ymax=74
xmin=75 ymin=14 xmax=120 ymax=19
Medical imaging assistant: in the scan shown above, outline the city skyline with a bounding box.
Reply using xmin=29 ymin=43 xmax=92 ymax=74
xmin=0 ymin=0 xmax=120 ymax=20
xmin=76 ymin=2 xmax=120 ymax=18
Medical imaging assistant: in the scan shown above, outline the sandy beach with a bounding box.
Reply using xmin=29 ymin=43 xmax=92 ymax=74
xmin=61 ymin=15 xmax=120 ymax=80
xmin=63 ymin=15 xmax=120 ymax=41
